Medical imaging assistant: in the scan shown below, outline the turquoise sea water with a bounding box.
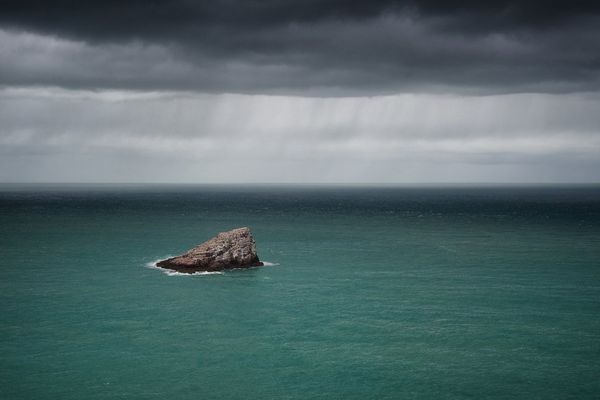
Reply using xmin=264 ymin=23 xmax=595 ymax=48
xmin=1 ymin=184 xmax=599 ymax=399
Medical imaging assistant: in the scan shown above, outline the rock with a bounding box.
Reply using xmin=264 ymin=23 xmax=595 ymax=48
xmin=156 ymin=227 xmax=263 ymax=273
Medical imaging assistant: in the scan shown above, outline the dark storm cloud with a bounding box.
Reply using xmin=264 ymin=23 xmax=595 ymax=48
xmin=1 ymin=0 xmax=600 ymax=93
xmin=3 ymin=1 xmax=599 ymax=38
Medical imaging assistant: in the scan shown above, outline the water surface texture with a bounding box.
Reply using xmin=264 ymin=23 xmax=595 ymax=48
xmin=1 ymin=185 xmax=599 ymax=399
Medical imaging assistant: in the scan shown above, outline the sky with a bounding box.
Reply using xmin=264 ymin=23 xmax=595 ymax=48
xmin=1 ymin=0 xmax=599 ymax=183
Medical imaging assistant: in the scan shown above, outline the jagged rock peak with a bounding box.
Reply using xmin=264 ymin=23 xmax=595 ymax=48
xmin=156 ymin=227 xmax=263 ymax=273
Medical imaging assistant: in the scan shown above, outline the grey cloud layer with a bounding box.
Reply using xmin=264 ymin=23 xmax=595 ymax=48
xmin=1 ymin=88 xmax=598 ymax=182
xmin=1 ymin=2 xmax=599 ymax=183
xmin=1 ymin=1 xmax=599 ymax=94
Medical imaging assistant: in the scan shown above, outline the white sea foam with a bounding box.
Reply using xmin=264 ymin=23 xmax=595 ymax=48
xmin=262 ymin=261 xmax=279 ymax=266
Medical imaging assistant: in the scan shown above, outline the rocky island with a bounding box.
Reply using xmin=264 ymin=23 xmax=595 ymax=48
xmin=157 ymin=227 xmax=264 ymax=273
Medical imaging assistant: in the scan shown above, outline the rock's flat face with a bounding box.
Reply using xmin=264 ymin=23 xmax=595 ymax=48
xmin=156 ymin=227 xmax=263 ymax=273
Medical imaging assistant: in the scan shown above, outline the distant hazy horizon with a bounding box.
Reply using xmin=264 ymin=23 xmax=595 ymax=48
xmin=2 ymin=181 xmax=600 ymax=186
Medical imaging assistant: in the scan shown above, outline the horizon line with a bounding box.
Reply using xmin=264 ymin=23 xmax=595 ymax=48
xmin=1 ymin=182 xmax=599 ymax=187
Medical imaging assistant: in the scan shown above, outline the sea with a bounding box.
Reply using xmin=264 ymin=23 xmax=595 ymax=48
xmin=1 ymin=184 xmax=599 ymax=399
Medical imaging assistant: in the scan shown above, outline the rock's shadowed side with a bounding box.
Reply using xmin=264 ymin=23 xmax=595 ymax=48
xmin=156 ymin=227 xmax=263 ymax=273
